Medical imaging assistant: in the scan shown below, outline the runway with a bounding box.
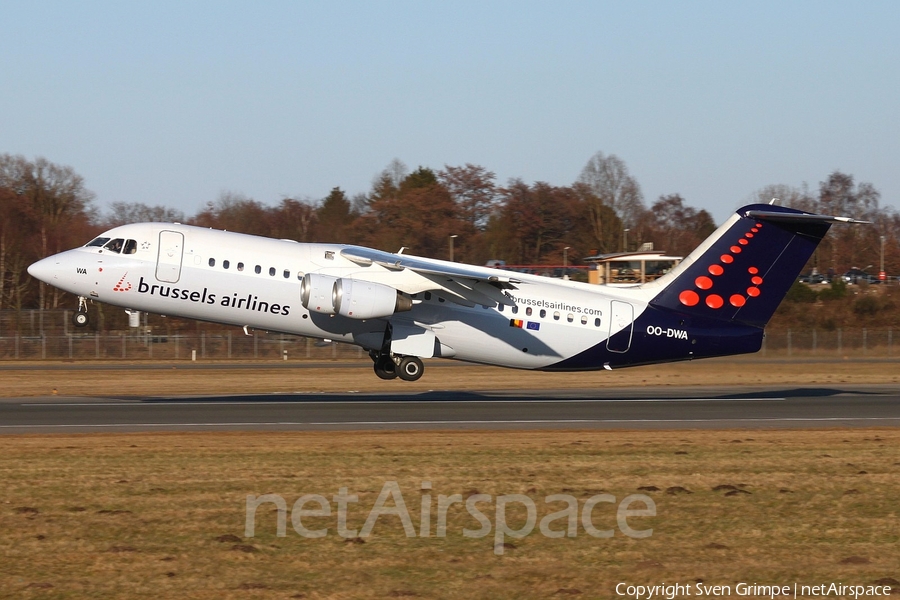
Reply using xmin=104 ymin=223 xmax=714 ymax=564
xmin=2 ymin=384 xmax=899 ymax=433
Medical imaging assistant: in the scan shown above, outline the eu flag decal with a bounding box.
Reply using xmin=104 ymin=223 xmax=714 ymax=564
xmin=526 ymin=321 xmax=540 ymax=331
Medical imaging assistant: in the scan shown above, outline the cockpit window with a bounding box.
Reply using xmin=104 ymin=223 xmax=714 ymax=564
xmin=103 ymin=238 xmax=125 ymax=253
xmin=86 ymin=237 xmax=110 ymax=248
xmin=123 ymin=240 xmax=137 ymax=254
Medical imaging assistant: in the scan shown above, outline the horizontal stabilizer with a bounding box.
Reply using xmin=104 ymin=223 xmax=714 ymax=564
xmin=743 ymin=209 xmax=871 ymax=225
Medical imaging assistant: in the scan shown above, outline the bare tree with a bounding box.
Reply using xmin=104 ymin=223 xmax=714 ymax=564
xmin=272 ymin=197 xmax=316 ymax=242
xmin=103 ymin=202 xmax=186 ymax=227
xmin=191 ymin=191 xmax=270 ymax=235
xmin=0 ymin=155 xmax=96 ymax=308
xmin=577 ymin=151 xmax=645 ymax=235
xmin=313 ymin=187 xmax=354 ymax=243
xmin=751 ymin=183 xmax=816 ymax=212
xmin=635 ymin=194 xmax=716 ymax=257
xmin=438 ymin=164 xmax=498 ymax=230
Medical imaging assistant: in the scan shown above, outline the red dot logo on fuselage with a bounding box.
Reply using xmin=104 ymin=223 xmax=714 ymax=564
xmin=113 ymin=273 xmax=132 ymax=292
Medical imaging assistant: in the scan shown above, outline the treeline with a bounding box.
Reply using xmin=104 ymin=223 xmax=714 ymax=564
xmin=2 ymin=152 xmax=899 ymax=312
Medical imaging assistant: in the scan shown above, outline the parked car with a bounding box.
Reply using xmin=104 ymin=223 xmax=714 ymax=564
xmin=798 ymin=273 xmax=827 ymax=285
xmin=842 ymin=268 xmax=878 ymax=284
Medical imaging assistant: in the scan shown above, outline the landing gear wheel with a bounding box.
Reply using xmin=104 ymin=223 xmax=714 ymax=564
xmin=373 ymin=355 xmax=398 ymax=380
xmin=73 ymin=296 xmax=90 ymax=327
xmin=73 ymin=311 xmax=89 ymax=328
xmin=397 ymin=356 xmax=424 ymax=382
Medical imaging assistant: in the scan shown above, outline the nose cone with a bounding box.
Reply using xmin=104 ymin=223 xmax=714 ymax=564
xmin=28 ymin=256 xmax=60 ymax=284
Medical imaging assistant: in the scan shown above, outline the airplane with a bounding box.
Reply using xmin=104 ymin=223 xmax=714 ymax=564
xmin=27 ymin=202 xmax=866 ymax=381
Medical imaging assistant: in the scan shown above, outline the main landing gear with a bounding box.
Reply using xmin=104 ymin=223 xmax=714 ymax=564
xmin=370 ymin=351 xmax=425 ymax=382
xmin=73 ymin=296 xmax=90 ymax=328
xmin=370 ymin=322 xmax=425 ymax=381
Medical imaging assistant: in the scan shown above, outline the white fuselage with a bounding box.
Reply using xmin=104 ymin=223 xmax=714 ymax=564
xmin=28 ymin=223 xmax=655 ymax=370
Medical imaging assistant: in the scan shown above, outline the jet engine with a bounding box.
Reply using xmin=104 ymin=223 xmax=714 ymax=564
xmin=332 ymin=278 xmax=413 ymax=319
xmin=300 ymin=273 xmax=339 ymax=314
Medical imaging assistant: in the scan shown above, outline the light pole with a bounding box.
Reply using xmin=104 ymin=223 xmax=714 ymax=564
xmin=623 ymin=228 xmax=630 ymax=252
xmin=881 ymin=235 xmax=886 ymax=277
xmin=449 ymin=234 xmax=458 ymax=262
xmin=563 ymin=246 xmax=571 ymax=279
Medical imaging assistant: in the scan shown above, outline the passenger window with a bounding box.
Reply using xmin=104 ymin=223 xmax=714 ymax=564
xmin=255 ymin=265 xmax=261 ymax=274
xmin=438 ymin=297 xmax=445 ymax=303
xmin=540 ymin=309 xmax=546 ymax=318
xmin=283 ymin=270 xmax=290 ymax=279
xmin=498 ymin=304 xmax=504 ymax=313
xmin=512 ymin=306 xmax=519 ymax=315
xmin=581 ymin=315 xmax=588 ymax=325
xmin=553 ymin=311 xmax=560 ymax=321
xmin=424 ymin=292 xmax=432 ymax=301
xmin=567 ymin=313 xmax=574 ymax=323
xmin=297 ymin=271 xmax=304 ymax=280
xmin=209 ymin=258 xmax=216 ymax=267
xmin=103 ymin=238 xmax=125 ymax=253
xmin=525 ymin=307 xmax=533 ymax=316
xmin=223 ymin=260 xmax=230 ymax=270
xmin=123 ymin=240 xmax=137 ymax=254
xmin=269 ymin=267 xmax=276 ymax=276
xmin=237 ymin=262 xmax=244 ymax=271
xmin=594 ymin=318 xmax=601 ymax=327
xmin=86 ymin=237 xmax=110 ymax=248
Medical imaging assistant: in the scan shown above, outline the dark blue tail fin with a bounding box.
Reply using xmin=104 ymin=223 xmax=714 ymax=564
xmin=649 ymin=203 xmax=866 ymax=328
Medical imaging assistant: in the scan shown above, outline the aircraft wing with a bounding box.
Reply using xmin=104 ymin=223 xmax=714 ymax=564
xmin=340 ymin=246 xmax=521 ymax=307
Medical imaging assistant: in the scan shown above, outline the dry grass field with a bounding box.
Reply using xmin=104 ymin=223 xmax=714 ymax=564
xmin=1 ymin=358 xmax=899 ymax=598
xmin=1 ymin=355 xmax=899 ymax=398
xmin=1 ymin=429 xmax=898 ymax=599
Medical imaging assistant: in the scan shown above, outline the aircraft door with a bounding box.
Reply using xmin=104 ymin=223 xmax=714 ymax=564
xmin=156 ymin=231 xmax=184 ymax=283
xmin=606 ymin=300 xmax=634 ymax=353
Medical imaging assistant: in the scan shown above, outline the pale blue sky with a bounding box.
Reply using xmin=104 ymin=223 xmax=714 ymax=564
xmin=2 ymin=1 xmax=898 ymax=223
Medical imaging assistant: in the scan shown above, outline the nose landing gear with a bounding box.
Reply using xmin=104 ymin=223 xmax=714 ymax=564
xmin=73 ymin=296 xmax=90 ymax=328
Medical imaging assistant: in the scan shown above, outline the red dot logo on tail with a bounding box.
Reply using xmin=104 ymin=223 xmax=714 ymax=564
xmin=677 ymin=223 xmax=767 ymax=309
xmin=679 ymin=290 xmax=700 ymax=306
xmin=706 ymin=294 xmax=724 ymax=309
